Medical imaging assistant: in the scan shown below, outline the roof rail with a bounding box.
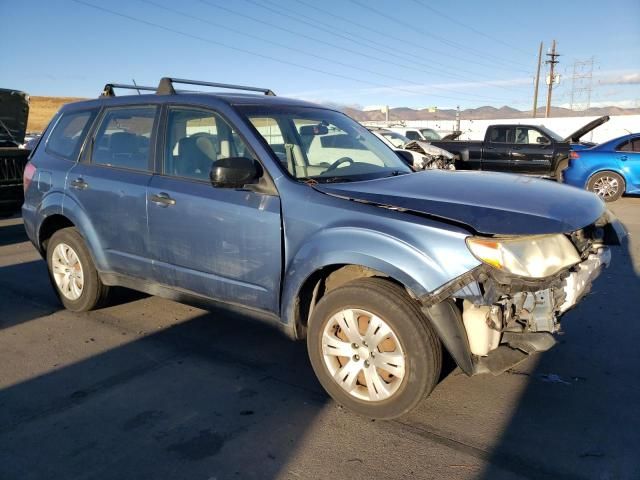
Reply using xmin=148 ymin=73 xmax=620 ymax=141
xmin=101 ymin=83 xmax=156 ymax=97
xmin=156 ymin=77 xmax=276 ymax=96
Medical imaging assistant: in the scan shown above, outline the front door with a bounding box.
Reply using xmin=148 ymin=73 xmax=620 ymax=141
xmin=509 ymin=127 xmax=555 ymax=175
xmin=66 ymin=105 xmax=158 ymax=277
xmin=146 ymin=106 xmax=282 ymax=314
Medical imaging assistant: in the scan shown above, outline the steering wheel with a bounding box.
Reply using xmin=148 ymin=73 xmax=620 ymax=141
xmin=324 ymin=157 xmax=354 ymax=173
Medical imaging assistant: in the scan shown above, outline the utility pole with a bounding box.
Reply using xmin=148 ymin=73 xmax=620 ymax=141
xmin=545 ymin=40 xmax=560 ymax=118
xmin=532 ymin=42 xmax=543 ymax=118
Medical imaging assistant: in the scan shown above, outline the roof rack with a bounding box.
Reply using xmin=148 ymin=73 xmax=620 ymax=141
xmin=101 ymin=83 xmax=156 ymax=97
xmin=156 ymin=77 xmax=276 ymax=96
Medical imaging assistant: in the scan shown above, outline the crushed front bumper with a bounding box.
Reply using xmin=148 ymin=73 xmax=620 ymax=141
xmin=421 ymin=214 xmax=626 ymax=376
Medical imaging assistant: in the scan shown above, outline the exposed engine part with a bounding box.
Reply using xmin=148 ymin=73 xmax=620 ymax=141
xmin=462 ymin=300 xmax=501 ymax=356
xmin=403 ymin=140 xmax=456 ymax=170
xmin=453 ymin=243 xmax=610 ymax=358
xmin=559 ymin=247 xmax=610 ymax=313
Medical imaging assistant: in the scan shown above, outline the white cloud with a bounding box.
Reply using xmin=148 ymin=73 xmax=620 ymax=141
xmin=598 ymin=72 xmax=640 ymax=86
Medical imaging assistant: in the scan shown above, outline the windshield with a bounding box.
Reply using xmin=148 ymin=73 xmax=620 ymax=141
xmin=239 ymin=106 xmax=411 ymax=183
xmin=378 ymin=130 xmax=409 ymax=148
xmin=420 ymin=128 xmax=441 ymax=141
xmin=538 ymin=126 xmax=563 ymax=142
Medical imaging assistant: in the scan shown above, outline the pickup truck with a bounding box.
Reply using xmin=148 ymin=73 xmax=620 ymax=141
xmin=430 ymin=116 xmax=610 ymax=179
xmin=0 ymin=88 xmax=31 ymax=216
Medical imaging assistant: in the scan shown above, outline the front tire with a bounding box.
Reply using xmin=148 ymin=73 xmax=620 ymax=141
xmin=587 ymin=171 xmax=625 ymax=202
xmin=46 ymin=227 xmax=110 ymax=312
xmin=307 ymin=278 xmax=442 ymax=419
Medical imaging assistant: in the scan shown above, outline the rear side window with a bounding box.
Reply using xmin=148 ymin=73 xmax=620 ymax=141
xmin=46 ymin=110 xmax=95 ymax=160
xmin=92 ymin=106 xmax=157 ymax=171
xmin=632 ymin=139 xmax=640 ymax=152
xmin=617 ymin=140 xmax=632 ymax=151
xmin=488 ymin=127 xmax=514 ymax=143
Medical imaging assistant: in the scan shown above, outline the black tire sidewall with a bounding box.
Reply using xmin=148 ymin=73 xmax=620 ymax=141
xmin=46 ymin=227 xmax=104 ymax=312
xmin=307 ymin=278 xmax=441 ymax=419
xmin=587 ymin=171 xmax=624 ymax=202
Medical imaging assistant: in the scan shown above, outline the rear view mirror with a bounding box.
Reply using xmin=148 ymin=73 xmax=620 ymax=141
xmin=299 ymin=124 xmax=328 ymax=136
xmin=537 ymin=136 xmax=551 ymax=145
xmin=210 ymin=157 xmax=260 ymax=188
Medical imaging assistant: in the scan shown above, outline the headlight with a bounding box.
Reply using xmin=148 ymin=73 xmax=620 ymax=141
xmin=466 ymin=234 xmax=581 ymax=278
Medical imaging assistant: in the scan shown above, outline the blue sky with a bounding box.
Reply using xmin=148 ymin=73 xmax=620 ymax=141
xmin=2 ymin=0 xmax=639 ymax=110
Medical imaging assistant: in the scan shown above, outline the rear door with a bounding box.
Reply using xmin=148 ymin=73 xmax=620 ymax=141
xmin=66 ymin=105 xmax=158 ymax=277
xmin=482 ymin=126 xmax=513 ymax=171
xmin=146 ymin=105 xmax=282 ymax=314
xmin=509 ymin=127 xmax=555 ymax=175
xmin=616 ymin=137 xmax=640 ymax=191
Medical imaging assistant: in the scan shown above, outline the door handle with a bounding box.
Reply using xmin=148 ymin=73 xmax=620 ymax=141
xmin=70 ymin=178 xmax=89 ymax=190
xmin=150 ymin=192 xmax=176 ymax=207
xmin=620 ymin=155 xmax=628 ymax=161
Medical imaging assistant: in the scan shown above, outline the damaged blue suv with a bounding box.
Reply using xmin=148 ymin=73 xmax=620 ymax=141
xmin=22 ymin=78 xmax=625 ymax=419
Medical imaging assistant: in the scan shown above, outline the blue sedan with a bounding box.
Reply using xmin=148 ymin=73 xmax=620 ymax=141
xmin=563 ymin=133 xmax=640 ymax=202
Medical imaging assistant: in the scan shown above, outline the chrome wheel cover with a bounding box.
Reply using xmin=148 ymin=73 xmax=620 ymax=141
xmin=51 ymin=243 xmax=84 ymax=300
xmin=322 ymin=308 xmax=406 ymax=402
xmin=592 ymin=176 xmax=619 ymax=199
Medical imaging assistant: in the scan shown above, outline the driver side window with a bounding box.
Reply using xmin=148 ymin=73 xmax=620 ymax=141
xmin=165 ymin=107 xmax=253 ymax=181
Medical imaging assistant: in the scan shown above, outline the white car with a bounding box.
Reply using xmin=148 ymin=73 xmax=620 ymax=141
xmin=369 ymin=128 xmax=456 ymax=170
xmin=384 ymin=126 xmax=442 ymax=142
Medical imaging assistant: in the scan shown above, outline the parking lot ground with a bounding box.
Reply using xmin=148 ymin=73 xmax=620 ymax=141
xmin=1 ymin=198 xmax=639 ymax=480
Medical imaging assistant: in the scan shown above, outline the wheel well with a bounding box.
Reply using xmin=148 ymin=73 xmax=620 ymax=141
xmin=38 ymin=214 xmax=75 ymax=252
xmin=294 ymin=264 xmax=412 ymax=339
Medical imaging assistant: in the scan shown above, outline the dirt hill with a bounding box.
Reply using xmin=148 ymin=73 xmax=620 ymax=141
xmin=27 ymin=96 xmax=86 ymax=132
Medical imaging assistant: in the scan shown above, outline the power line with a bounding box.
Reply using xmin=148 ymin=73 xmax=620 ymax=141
xmin=70 ymin=0 xmax=514 ymax=104
xmin=570 ymin=58 xmax=594 ymax=111
xmin=256 ymin=0 xmax=530 ymax=93
xmin=348 ymin=0 xmax=533 ymax=74
xmin=140 ymin=0 xmax=506 ymax=102
xmin=409 ymin=0 xmax=534 ymax=57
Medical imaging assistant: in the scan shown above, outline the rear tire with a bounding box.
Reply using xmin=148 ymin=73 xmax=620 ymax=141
xmin=46 ymin=227 xmax=110 ymax=311
xmin=307 ymin=278 xmax=442 ymax=419
xmin=587 ymin=171 xmax=625 ymax=202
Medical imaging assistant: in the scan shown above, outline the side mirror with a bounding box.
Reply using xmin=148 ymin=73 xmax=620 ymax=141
xmin=210 ymin=157 xmax=260 ymax=188
xmin=395 ymin=150 xmax=415 ymax=168
xmin=536 ymin=136 xmax=551 ymax=145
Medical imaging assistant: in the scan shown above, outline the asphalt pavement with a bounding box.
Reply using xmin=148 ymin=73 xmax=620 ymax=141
xmin=0 ymin=198 xmax=638 ymax=480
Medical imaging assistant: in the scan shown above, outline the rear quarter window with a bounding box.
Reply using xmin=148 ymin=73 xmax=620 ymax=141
xmin=45 ymin=110 xmax=96 ymax=161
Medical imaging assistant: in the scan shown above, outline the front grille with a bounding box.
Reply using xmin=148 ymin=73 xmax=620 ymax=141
xmin=0 ymin=150 xmax=29 ymax=183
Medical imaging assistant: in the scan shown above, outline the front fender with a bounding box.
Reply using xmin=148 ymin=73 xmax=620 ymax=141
xmin=281 ymin=226 xmax=479 ymax=328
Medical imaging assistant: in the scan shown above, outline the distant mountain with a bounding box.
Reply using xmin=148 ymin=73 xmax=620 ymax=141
xmin=342 ymin=105 xmax=640 ymax=122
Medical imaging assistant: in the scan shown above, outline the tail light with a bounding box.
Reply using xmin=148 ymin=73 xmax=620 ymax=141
xmin=569 ymin=151 xmax=580 ymax=160
xmin=23 ymin=162 xmax=37 ymax=193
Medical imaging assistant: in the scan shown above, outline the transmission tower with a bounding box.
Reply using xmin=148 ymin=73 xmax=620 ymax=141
xmin=570 ymin=57 xmax=594 ymax=111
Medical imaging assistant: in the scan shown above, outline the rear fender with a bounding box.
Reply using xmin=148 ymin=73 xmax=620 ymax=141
xmin=39 ymin=194 xmax=108 ymax=270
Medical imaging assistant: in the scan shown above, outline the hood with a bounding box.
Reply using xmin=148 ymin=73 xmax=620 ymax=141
xmin=314 ymin=170 xmax=605 ymax=235
xmin=441 ymin=130 xmax=462 ymax=141
xmin=403 ymin=140 xmax=455 ymax=159
xmin=564 ymin=115 xmax=609 ymax=143
xmin=0 ymin=89 xmax=29 ymax=147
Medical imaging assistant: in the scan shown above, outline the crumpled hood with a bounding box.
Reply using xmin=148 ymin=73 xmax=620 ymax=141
xmin=315 ymin=170 xmax=605 ymax=235
xmin=0 ymin=89 xmax=29 ymax=147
